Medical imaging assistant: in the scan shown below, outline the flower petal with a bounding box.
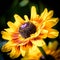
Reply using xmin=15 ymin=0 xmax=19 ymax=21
xmin=45 ymin=18 xmax=59 ymax=28
xmin=20 ymin=46 xmax=26 ymax=57
xmin=44 ymin=10 xmax=54 ymax=20
xmin=39 ymin=34 xmax=48 ymax=39
xmin=52 ymin=49 xmax=60 ymax=59
xmin=48 ymin=29 xmax=59 ymax=38
xmin=14 ymin=14 xmax=24 ymax=26
xmin=9 ymin=46 xmax=20 ymax=59
xmin=7 ymin=21 xmax=17 ymax=31
xmin=31 ymin=6 xmax=37 ymax=19
xmin=1 ymin=41 xmax=12 ymax=52
xmin=21 ymin=46 xmax=40 ymax=60
xmin=4 ymin=28 xmax=15 ymax=32
xmin=32 ymin=40 xmax=46 ymax=46
xmin=1 ymin=31 xmax=11 ymax=40
xmin=24 ymin=15 xmax=29 ymax=22
xmin=40 ymin=8 xmax=48 ymax=19
xmin=48 ymin=41 xmax=58 ymax=50
xmin=40 ymin=9 xmax=54 ymax=21
xmin=20 ymin=42 xmax=32 ymax=56
xmin=28 ymin=45 xmax=41 ymax=58
xmin=39 ymin=29 xmax=48 ymax=38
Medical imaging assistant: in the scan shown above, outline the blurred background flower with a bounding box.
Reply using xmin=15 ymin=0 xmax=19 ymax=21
xmin=0 ymin=0 xmax=60 ymax=60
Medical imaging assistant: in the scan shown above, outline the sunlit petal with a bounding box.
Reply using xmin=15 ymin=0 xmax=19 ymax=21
xmin=9 ymin=46 xmax=20 ymax=59
xmin=24 ymin=15 xmax=29 ymax=22
xmin=31 ymin=6 xmax=37 ymax=19
xmin=45 ymin=18 xmax=59 ymax=28
xmin=1 ymin=31 xmax=12 ymax=40
xmin=14 ymin=14 xmax=24 ymax=26
xmin=32 ymin=40 xmax=46 ymax=47
xmin=28 ymin=45 xmax=40 ymax=56
xmin=7 ymin=21 xmax=17 ymax=31
xmin=48 ymin=29 xmax=59 ymax=38
xmin=20 ymin=42 xmax=32 ymax=56
xmin=45 ymin=10 xmax=54 ymax=20
xmin=1 ymin=41 xmax=12 ymax=52
xmin=40 ymin=8 xmax=48 ymax=19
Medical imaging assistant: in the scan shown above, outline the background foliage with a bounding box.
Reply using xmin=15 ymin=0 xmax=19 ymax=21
xmin=0 ymin=0 xmax=60 ymax=60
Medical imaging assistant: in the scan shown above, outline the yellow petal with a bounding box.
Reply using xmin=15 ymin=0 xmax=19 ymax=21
xmin=1 ymin=41 xmax=12 ymax=52
xmin=48 ymin=29 xmax=59 ymax=38
xmin=26 ymin=45 xmax=43 ymax=60
xmin=4 ymin=28 xmax=14 ymax=32
xmin=45 ymin=10 xmax=54 ymax=20
xmin=31 ymin=6 xmax=37 ymax=19
xmin=24 ymin=15 xmax=29 ymax=22
xmin=39 ymin=29 xmax=48 ymax=38
xmin=7 ymin=21 xmax=17 ymax=31
xmin=40 ymin=8 xmax=48 ymax=19
xmin=45 ymin=18 xmax=59 ymax=28
xmin=32 ymin=40 xmax=46 ymax=46
xmin=20 ymin=46 xmax=26 ymax=56
xmin=20 ymin=42 xmax=32 ymax=56
xmin=39 ymin=34 xmax=48 ymax=39
xmin=21 ymin=43 xmax=40 ymax=59
xmin=48 ymin=41 xmax=58 ymax=50
xmin=28 ymin=45 xmax=40 ymax=57
xmin=14 ymin=14 xmax=24 ymax=26
xmin=41 ymin=29 xmax=48 ymax=34
xmin=9 ymin=46 xmax=20 ymax=59
xmin=1 ymin=31 xmax=11 ymax=40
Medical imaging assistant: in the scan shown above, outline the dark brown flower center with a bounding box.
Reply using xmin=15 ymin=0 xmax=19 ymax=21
xmin=19 ymin=22 xmax=36 ymax=38
xmin=40 ymin=55 xmax=55 ymax=60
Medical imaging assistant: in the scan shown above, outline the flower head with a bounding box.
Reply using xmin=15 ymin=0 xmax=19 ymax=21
xmin=40 ymin=41 xmax=60 ymax=60
xmin=1 ymin=6 xmax=59 ymax=59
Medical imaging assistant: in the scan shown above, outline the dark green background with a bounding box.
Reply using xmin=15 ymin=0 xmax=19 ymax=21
xmin=0 ymin=0 xmax=60 ymax=60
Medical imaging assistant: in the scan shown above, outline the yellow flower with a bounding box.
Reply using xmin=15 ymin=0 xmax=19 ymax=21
xmin=1 ymin=6 xmax=59 ymax=59
xmin=41 ymin=41 xmax=60 ymax=60
xmin=21 ymin=41 xmax=60 ymax=60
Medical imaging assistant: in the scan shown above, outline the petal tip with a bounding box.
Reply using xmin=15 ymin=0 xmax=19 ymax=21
xmin=31 ymin=6 xmax=36 ymax=9
xmin=14 ymin=14 xmax=18 ymax=17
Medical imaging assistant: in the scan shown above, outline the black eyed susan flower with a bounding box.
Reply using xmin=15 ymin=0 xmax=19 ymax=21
xmin=1 ymin=6 xmax=59 ymax=59
xmin=39 ymin=49 xmax=60 ymax=60
xmin=40 ymin=41 xmax=60 ymax=60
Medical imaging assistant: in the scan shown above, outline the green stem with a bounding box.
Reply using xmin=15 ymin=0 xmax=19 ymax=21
xmin=38 ymin=47 xmax=47 ymax=57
